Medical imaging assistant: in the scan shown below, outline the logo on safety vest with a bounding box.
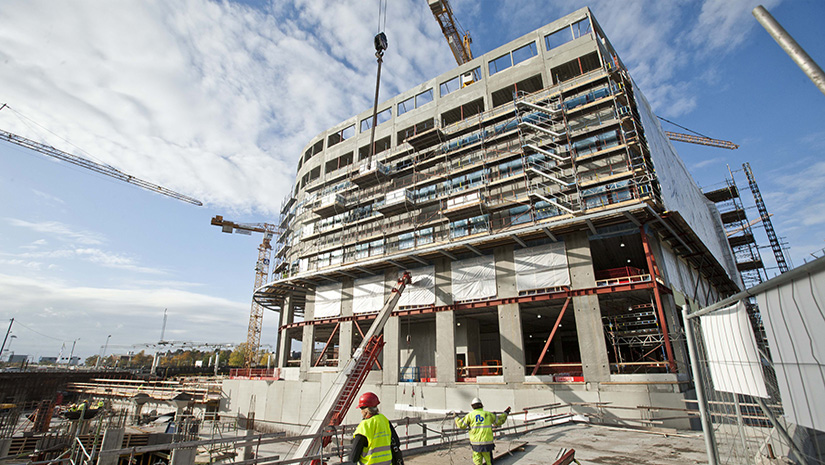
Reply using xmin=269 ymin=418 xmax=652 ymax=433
xmin=475 ymin=414 xmax=483 ymax=423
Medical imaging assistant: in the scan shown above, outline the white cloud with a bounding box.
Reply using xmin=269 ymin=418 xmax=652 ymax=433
xmin=0 ymin=273 xmax=248 ymax=356
xmin=7 ymin=218 xmax=104 ymax=245
xmin=30 ymin=189 xmax=65 ymax=205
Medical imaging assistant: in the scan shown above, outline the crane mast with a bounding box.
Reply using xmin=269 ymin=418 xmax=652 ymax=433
xmin=428 ymin=0 xmax=473 ymax=65
xmin=210 ymin=215 xmax=278 ymax=367
xmin=0 ymin=121 xmax=202 ymax=206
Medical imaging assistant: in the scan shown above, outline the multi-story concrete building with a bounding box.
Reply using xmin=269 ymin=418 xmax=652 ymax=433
xmin=235 ymin=7 xmax=741 ymax=429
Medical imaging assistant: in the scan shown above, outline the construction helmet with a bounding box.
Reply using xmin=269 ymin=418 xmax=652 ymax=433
xmin=471 ymin=397 xmax=483 ymax=407
xmin=358 ymin=392 xmax=380 ymax=409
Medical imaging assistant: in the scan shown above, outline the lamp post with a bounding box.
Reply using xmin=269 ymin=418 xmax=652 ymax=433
xmin=68 ymin=338 xmax=79 ymax=366
xmin=2 ymin=335 xmax=17 ymax=362
xmin=95 ymin=335 xmax=112 ymax=369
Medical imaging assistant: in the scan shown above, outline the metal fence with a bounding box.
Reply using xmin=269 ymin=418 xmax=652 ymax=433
xmin=684 ymin=256 xmax=825 ymax=465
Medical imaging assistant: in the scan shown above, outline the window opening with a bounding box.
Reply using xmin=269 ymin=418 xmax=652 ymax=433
xmin=415 ymin=89 xmax=434 ymax=108
xmin=328 ymin=124 xmax=355 ymax=148
xmin=360 ymin=108 xmax=392 ymax=132
xmin=488 ymin=53 xmax=512 ymax=76
xmin=358 ymin=136 xmax=391 ymax=160
xmin=512 ymin=41 xmax=538 ymax=66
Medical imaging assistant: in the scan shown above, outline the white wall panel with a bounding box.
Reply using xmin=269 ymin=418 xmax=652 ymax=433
xmin=353 ymin=275 xmax=386 ymax=314
xmin=700 ymin=301 xmax=768 ymax=398
xmin=513 ymin=242 xmax=570 ymax=292
xmin=314 ymin=283 xmax=342 ymax=319
xmin=399 ymin=266 xmax=435 ymax=306
xmin=451 ymin=254 xmax=496 ymax=301
xmin=757 ymin=266 xmax=825 ymax=432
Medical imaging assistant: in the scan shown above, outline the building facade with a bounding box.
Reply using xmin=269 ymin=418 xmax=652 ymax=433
xmin=236 ymin=8 xmax=741 ymax=429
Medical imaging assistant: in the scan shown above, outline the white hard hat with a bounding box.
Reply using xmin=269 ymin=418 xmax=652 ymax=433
xmin=471 ymin=397 xmax=482 ymax=406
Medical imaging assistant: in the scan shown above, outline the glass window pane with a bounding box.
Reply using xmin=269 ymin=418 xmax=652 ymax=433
xmin=398 ymin=97 xmax=414 ymax=116
xmin=488 ymin=54 xmax=512 ymax=76
xmin=512 ymin=42 xmax=538 ymax=65
xmin=415 ymin=89 xmax=434 ymax=107
xmin=545 ymin=27 xmax=573 ymax=50
xmin=440 ymin=76 xmax=461 ymax=97
xmin=376 ymin=107 xmax=391 ymax=125
xmin=342 ymin=124 xmax=355 ymax=140
xmin=572 ymin=18 xmax=592 ymax=39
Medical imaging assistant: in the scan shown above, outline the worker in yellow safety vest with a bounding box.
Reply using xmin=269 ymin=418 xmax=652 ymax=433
xmin=454 ymin=397 xmax=510 ymax=465
xmin=346 ymin=392 xmax=404 ymax=465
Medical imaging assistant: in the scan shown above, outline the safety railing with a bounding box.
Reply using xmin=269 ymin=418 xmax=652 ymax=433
xmin=683 ymin=256 xmax=825 ymax=465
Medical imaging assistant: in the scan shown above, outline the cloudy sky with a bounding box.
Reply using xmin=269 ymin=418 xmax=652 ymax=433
xmin=1 ymin=0 xmax=823 ymax=360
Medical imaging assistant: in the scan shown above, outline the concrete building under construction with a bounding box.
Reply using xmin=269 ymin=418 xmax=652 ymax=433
xmin=239 ymin=7 xmax=742 ymax=429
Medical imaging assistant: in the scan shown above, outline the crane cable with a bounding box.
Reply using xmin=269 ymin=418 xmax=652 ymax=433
xmin=657 ymin=115 xmax=712 ymax=139
xmin=0 ymin=103 xmax=117 ymax=171
xmin=377 ymin=0 xmax=388 ymax=34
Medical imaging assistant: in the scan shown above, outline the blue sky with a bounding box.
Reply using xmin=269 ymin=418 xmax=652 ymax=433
xmin=0 ymin=0 xmax=823 ymax=359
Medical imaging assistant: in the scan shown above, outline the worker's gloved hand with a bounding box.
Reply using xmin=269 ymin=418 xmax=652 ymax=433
xmin=504 ymin=406 xmax=511 ymax=414
xmin=447 ymin=410 xmax=456 ymax=417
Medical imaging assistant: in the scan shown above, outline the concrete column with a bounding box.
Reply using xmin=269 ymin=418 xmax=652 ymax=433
xmin=299 ymin=292 xmax=316 ymax=380
xmin=494 ymin=245 xmax=525 ymax=383
xmin=96 ymin=428 xmax=125 ymax=465
xmin=339 ymin=279 xmax=354 ymax=369
xmin=277 ymin=294 xmax=296 ymax=368
xmin=434 ymin=258 xmax=455 ymax=384
xmin=382 ymin=270 xmax=400 ymax=385
xmin=565 ymin=231 xmax=610 ymax=382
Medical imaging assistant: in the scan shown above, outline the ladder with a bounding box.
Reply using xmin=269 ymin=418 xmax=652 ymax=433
xmin=292 ymin=271 xmax=413 ymax=464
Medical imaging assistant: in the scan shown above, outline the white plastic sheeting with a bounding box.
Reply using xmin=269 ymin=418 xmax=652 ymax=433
xmin=399 ymin=266 xmax=435 ymax=307
xmin=699 ymin=301 xmax=768 ymax=398
xmin=633 ymin=85 xmax=740 ymax=286
xmin=313 ymin=282 xmax=342 ymax=319
xmin=513 ymin=242 xmax=570 ymax=292
xmin=353 ymin=275 xmax=386 ymax=314
xmin=756 ymin=264 xmax=825 ymax=432
xmin=661 ymin=245 xmax=685 ymax=295
xmin=451 ymin=254 xmax=496 ymax=301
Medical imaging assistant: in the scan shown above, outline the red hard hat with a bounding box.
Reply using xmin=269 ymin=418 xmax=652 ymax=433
xmin=358 ymin=392 xmax=380 ymax=408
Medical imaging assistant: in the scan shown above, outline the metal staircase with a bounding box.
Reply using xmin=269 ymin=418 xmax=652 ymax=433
xmin=516 ymin=93 xmax=580 ymax=215
xmin=292 ymin=271 xmax=412 ymax=464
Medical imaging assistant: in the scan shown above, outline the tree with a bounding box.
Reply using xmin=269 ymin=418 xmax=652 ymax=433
xmin=228 ymin=344 xmax=248 ymax=367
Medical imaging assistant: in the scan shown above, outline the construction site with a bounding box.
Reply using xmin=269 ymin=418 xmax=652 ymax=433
xmin=2 ymin=2 xmax=824 ymax=465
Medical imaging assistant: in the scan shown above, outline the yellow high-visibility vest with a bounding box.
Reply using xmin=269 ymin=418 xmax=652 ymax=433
xmin=456 ymin=408 xmax=507 ymax=446
xmin=354 ymin=413 xmax=393 ymax=465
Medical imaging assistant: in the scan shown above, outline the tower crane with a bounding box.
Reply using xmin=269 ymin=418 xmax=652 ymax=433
xmin=0 ymin=105 xmax=202 ymax=205
xmin=426 ymin=6 xmax=739 ymax=151
xmin=210 ymin=215 xmax=278 ymax=368
xmin=428 ymin=0 xmax=473 ymax=65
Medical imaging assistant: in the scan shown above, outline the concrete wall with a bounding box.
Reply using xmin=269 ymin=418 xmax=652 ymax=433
xmin=221 ymin=373 xmax=694 ymax=432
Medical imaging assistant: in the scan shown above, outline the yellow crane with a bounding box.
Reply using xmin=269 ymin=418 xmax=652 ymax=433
xmin=428 ymin=0 xmax=473 ymax=65
xmin=210 ymin=215 xmax=278 ymax=367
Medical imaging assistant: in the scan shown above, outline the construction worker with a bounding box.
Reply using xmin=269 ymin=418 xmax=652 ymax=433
xmin=454 ymin=397 xmax=510 ymax=465
xmin=346 ymin=392 xmax=403 ymax=465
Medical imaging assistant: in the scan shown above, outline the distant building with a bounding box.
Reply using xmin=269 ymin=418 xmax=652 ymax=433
xmin=7 ymin=354 xmax=28 ymax=364
xmin=240 ymin=7 xmax=741 ymax=431
xmin=39 ymin=356 xmax=59 ymax=364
